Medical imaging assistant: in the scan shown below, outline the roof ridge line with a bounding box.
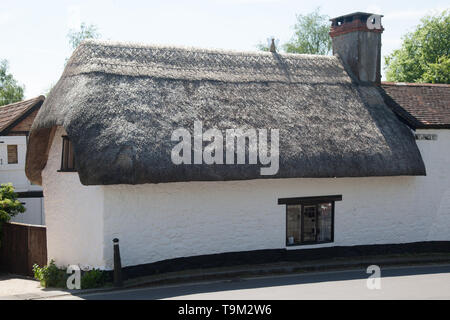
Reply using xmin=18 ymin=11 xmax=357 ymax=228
xmin=79 ymin=39 xmax=337 ymax=60
xmin=0 ymin=95 xmax=44 ymax=108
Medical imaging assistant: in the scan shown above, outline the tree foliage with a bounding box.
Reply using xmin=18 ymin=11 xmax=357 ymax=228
xmin=0 ymin=183 xmax=26 ymax=223
xmin=47 ymin=22 xmax=101 ymax=95
xmin=283 ymin=9 xmax=332 ymax=55
xmin=257 ymin=8 xmax=332 ymax=55
xmin=385 ymin=10 xmax=450 ymax=84
xmin=67 ymin=22 xmax=100 ymax=50
xmin=0 ymin=60 xmax=24 ymax=106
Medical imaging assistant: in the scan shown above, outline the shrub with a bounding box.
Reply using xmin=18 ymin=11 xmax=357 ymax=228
xmin=0 ymin=183 xmax=26 ymax=221
xmin=81 ymin=268 xmax=107 ymax=289
xmin=33 ymin=260 xmax=108 ymax=289
xmin=32 ymin=260 xmax=67 ymax=288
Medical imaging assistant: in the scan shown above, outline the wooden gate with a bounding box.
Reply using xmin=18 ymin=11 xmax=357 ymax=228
xmin=0 ymin=222 xmax=47 ymax=276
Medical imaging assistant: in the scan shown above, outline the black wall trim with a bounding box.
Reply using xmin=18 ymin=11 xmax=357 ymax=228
xmin=17 ymin=191 xmax=43 ymax=198
xmin=278 ymin=195 xmax=342 ymax=205
xmin=118 ymin=241 xmax=450 ymax=280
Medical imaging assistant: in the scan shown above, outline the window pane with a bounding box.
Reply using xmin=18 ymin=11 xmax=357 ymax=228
xmin=317 ymin=202 xmax=332 ymax=242
xmin=7 ymin=145 xmax=18 ymax=164
xmin=68 ymin=140 xmax=74 ymax=169
xmin=62 ymin=138 xmax=69 ymax=169
xmin=61 ymin=137 xmax=76 ymax=171
xmin=302 ymin=205 xmax=317 ymax=242
xmin=286 ymin=204 xmax=301 ymax=245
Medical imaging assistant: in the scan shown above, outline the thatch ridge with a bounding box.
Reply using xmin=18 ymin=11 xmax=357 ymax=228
xmin=79 ymin=39 xmax=339 ymax=59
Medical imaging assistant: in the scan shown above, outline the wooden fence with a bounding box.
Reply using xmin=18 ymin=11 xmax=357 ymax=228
xmin=0 ymin=222 xmax=47 ymax=276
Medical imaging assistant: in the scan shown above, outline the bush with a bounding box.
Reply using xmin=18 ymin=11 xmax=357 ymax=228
xmin=33 ymin=260 xmax=108 ymax=289
xmin=32 ymin=260 xmax=67 ymax=288
xmin=81 ymin=268 xmax=106 ymax=289
xmin=0 ymin=183 xmax=26 ymax=222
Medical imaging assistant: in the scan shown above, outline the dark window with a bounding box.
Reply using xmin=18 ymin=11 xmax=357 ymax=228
xmin=60 ymin=136 xmax=76 ymax=171
xmin=7 ymin=145 xmax=18 ymax=164
xmin=279 ymin=195 xmax=341 ymax=246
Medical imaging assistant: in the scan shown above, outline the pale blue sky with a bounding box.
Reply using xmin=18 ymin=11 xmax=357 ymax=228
xmin=1 ymin=0 xmax=448 ymax=98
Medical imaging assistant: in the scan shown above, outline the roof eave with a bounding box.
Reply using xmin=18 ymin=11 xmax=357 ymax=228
xmin=0 ymin=96 xmax=45 ymax=135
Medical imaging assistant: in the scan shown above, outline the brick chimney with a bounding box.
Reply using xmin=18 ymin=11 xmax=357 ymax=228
xmin=330 ymin=12 xmax=384 ymax=85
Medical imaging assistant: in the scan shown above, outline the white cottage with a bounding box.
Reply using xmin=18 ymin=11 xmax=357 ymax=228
xmin=25 ymin=12 xmax=450 ymax=276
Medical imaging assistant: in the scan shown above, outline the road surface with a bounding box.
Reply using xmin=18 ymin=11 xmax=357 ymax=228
xmin=45 ymin=264 xmax=450 ymax=300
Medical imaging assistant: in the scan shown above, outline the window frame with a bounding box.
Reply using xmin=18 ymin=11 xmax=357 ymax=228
xmin=58 ymin=135 xmax=77 ymax=172
xmin=7 ymin=144 xmax=18 ymax=164
xmin=279 ymin=195 xmax=341 ymax=247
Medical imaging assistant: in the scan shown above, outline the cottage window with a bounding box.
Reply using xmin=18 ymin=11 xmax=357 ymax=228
xmin=278 ymin=195 xmax=342 ymax=246
xmin=7 ymin=145 xmax=18 ymax=164
xmin=60 ymin=136 xmax=76 ymax=171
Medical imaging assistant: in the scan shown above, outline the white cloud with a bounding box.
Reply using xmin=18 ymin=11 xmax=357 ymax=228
xmin=67 ymin=5 xmax=81 ymax=29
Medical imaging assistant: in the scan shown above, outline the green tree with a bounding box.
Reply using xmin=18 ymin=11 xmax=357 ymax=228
xmin=283 ymin=9 xmax=332 ymax=55
xmin=47 ymin=22 xmax=101 ymax=94
xmin=257 ymin=9 xmax=332 ymax=55
xmin=385 ymin=10 xmax=450 ymax=84
xmin=0 ymin=183 xmax=26 ymax=247
xmin=0 ymin=183 xmax=25 ymax=223
xmin=67 ymin=22 xmax=100 ymax=50
xmin=0 ymin=60 xmax=24 ymax=106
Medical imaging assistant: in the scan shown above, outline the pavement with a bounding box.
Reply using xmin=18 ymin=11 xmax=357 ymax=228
xmin=0 ymin=274 xmax=70 ymax=300
xmin=1 ymin=253 xmax=450 ymax=300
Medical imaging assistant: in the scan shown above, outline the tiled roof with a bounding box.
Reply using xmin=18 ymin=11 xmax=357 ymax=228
xmin=381 ymin=82 xmax=450 ymax=129
xmin=0 ymin=96 xmax=44 ymax=133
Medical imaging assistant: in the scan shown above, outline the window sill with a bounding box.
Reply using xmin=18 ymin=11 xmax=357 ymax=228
xmin=286 ymin=240 xmax=334 ymax=247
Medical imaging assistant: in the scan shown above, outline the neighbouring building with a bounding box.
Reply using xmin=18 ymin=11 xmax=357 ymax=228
xmin=25 ymin=12 xmax=450 ymax=275
xmin=0 ymin=96 xmax=45 ymax=225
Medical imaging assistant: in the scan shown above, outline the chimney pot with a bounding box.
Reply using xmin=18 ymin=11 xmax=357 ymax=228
xmin=269 ymin=38 xmax=276 ymax=53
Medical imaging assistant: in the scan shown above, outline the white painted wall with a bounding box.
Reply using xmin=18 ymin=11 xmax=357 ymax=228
xmin=0 ymin=135 xmax=41 ymax=192
xmin=43 ymin=126 xmax=450 ymax=270
xmin=101 ymin=176 xmax=420 ymax=269
xmin=12 ymin=197 xmax=45 ymax=225
xmin=0 ymin=135 xmax=44 ymax=225
xmin=0 ymin=136 xmax=29 ymax=191
xmin=415 ymin=129 xmax=450 ymax=241
xmin=41 ymin=127 xmax=105 ymax=269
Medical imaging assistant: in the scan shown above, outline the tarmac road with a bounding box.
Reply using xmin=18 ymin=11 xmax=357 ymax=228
xmin=46 ymin=263 xmax=450 ymax=300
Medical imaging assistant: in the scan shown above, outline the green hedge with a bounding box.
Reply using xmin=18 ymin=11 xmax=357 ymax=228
xmin=33 ymin=260 xmax=108 ymax=289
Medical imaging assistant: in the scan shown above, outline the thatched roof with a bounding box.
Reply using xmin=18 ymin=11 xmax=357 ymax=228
xmin=26 ymin=40 xmax=425 ymax=185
